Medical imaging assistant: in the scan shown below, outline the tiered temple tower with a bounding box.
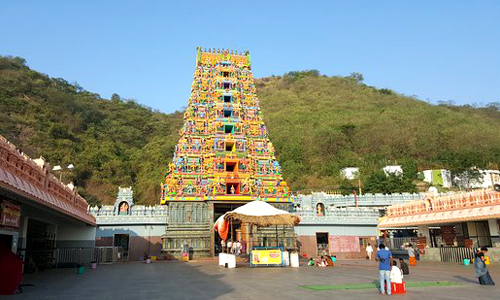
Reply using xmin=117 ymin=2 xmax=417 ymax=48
xmin=160 ymin=48 xmax=292 ymax=256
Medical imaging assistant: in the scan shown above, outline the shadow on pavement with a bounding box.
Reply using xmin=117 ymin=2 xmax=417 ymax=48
xmin=454 ymin=275 xmax=479 ymax=284
xmin=15 ymin=260 xmax=234 ymax=300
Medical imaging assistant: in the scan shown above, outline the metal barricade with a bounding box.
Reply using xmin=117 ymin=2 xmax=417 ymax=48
xmin=439 ymin=246 xmax=477 ymax=263
xmin=54 ymin=246 xmax=124 ymax=267
xmin=55 ymin=248 xmax=95 ymax=268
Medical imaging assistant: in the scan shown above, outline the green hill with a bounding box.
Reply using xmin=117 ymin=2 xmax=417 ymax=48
xmin=0 ymin=56 xmax=183 ymax=205
xmin=258 ymin=71 xmax=500 ymax=192
xmin=1 ymin=57 xmax=499 ymax=205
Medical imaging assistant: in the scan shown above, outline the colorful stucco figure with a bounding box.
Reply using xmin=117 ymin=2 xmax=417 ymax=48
xmin=160 ymin=48 xmax=291 ymax=203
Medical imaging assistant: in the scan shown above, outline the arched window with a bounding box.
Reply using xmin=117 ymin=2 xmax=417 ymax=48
xmin=316 ymin=203 xmax=325 ymax=216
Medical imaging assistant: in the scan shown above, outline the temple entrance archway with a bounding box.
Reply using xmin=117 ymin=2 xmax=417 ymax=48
xmin=213 ymin=203 xmax=245 ymax=256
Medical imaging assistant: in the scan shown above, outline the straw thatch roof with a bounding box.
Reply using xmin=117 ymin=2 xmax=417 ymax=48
xmin=224 ymin=201 xmax=300 ymax=227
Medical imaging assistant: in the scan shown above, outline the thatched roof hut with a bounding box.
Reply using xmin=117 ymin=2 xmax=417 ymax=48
xmin=224 ymin=200 xmax=300 ymax=227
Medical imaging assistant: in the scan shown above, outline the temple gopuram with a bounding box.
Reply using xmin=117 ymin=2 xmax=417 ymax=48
xmin=160 ymin=48 xmax=292 ymax=257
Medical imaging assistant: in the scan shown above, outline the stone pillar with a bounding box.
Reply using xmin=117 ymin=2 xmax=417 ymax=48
xmin=417 ymin=225 xmax=431 ymax=247
xmin=18 ymin=216 xmax=29 ymax=262
xmin=208 ymin=202 xmax=215 ymax=256
xmin=488 ymin=219 xmax=500 ymax=247
xmin=389 ymin=231 xmax=395 ymax=249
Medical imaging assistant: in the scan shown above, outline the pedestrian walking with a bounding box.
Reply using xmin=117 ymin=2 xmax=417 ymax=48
xmin=475 ymin=247 xmax=495 ymax=285
xmin=366 ymin=243 xmax=374 ymax=260
xmin=408 ymin=244 xmax=417 ymax=266
xmin=376 ymin=243 xmax=392 ymax=295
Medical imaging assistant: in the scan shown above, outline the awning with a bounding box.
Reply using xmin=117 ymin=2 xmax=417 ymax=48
xmin=379 ymin=204 xmax=500 ymax=228
xmin=0 ymin=168 xmax=95 ymax=225
xmin=225 ymin=200 xmax=300 ymax=227
xmin=213 ymin=214 xmax=229 ymax=241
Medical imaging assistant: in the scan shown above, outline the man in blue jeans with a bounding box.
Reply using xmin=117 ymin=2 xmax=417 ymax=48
xmin=376 ymin=243 xmax=392 ymax=295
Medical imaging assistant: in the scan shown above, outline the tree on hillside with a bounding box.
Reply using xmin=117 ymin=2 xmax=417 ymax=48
xmin=111 ymin=93 xmax=121 ymax=102
xmin=338 ymin=179 xmax=358 ymax=195
xmin=437 ymin=151 xmax=486 ymax=189
xmin=348 ymin=72 xmax=364 ymax=83
xmin=363 ymin=171 xmax=416 ymax=194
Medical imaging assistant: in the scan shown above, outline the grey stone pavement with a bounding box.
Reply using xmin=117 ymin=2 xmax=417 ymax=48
xmin=6 ymin=259 xmax=500 ymax=300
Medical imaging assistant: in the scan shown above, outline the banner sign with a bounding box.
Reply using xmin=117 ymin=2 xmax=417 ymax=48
xmin=251 ymin=248 xmax=283 ymax=266
xmin=329 ymin=236 xmax=360 ymax=253
xmin=0 ymin=200 xmax=21 ymax=229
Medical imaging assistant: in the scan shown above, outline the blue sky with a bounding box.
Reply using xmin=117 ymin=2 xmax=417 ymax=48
xmin=1 ymin=1 xmax=499 ymax=113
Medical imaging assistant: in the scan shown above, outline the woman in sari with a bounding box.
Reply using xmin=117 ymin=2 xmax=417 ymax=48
xmin=474 ymin=247 xmax=495 ymax=285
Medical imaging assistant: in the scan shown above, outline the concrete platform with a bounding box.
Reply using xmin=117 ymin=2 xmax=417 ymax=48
xmin=11 ymin=260 xmax=500 ymax=300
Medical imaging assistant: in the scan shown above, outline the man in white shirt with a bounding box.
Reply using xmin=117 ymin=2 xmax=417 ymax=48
xmin=366 ymin=243 xmax=374 ymax=260
xmin=235 ymin=241 xmax=241 ymax=256
xmin=390 ymin=261 xmax=404 ymax=284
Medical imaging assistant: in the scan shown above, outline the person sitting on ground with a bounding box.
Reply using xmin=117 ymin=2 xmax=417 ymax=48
xmin=316 ymin=256 xmax=327 ymax=267
xmin=308 ymin=258 xmax=314 ymax=266
xmin=325 ymin=255 xmax=334 ymax=267
xmin=399 ymin=258 xmax=409 ymax=275
xmin=390 ymin=260 xmax=404 ymax=284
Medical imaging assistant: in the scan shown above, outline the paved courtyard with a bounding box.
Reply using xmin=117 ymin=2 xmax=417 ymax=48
xmin=10 ymin=260 xmax=500 ymax=300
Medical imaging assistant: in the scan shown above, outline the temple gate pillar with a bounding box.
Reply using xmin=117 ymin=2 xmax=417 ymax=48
xmin=488 ymin=219 xmax=500 ymax=247
xmin=417 ymin=225 xmax=431 ymax=247
xmin=208 ymin=202 xmax=215 ymax=256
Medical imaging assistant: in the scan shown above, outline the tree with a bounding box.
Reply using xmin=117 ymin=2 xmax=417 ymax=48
xmin=363 ymin=171 xmax=416 ymax=194
xmin=437 ymin=151 xmax=485 ymax=189
xmin=338 ymin=179 xmax=358 ymax=195
xmin=348 ymin=72 xmax=364 ymax=83
xmin=111 ymin=93 xmax=121 ymax=102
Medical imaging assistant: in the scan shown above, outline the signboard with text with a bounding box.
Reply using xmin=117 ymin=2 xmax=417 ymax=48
xmin=251 ymin=247 xmax=283 ymax=267
xmin=0 ymin=200 xmax=21 ymax=230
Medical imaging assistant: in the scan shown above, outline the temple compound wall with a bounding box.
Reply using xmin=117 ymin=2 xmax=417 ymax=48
xmin=162 ymin=192 xmax=423 ymax=259
xmin=89 ymin=189 xmax=425 ymax=260
xmin=89 ymin=187 xmax=167 ymax=261
xmin=293 ymin=192 xmax=424 ymax=259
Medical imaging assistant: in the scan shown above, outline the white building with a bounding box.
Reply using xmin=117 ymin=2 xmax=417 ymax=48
xmin=341 ymin=167 xmax=359 ymax=180
xmin=383 ymin=165 xmax=403 ymax=177
xmin=468 ymin=170 xmax=500 ymax=189
xmin=421 ymin=169 xmax=452 ymax=188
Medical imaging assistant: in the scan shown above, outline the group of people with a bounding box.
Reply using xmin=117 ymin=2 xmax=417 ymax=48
xmin=307 ymin=255 xmax=334 ymax=267
xmin=375 ymin=242 xmax=496 ymax=295
xmin=220 ymin=240 xmax=245 ymax=256
xmin=375 ymin=244 xmax=410 ymax=295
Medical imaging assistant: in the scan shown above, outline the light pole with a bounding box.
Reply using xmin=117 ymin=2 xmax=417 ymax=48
xmin=52 ymin=164 xmax=74 ymax=182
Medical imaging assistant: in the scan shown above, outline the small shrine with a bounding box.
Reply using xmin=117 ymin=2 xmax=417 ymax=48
xmin=114 ymin=186 xmax=134 ymax=215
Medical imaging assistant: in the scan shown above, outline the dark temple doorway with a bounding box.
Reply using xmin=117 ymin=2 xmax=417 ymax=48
xmin=214 ymin=203 xmax=244 ymax=256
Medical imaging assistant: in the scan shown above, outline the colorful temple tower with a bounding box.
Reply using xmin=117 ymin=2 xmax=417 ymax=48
xmin=160 ymin=48 xmax=292 ymax=256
